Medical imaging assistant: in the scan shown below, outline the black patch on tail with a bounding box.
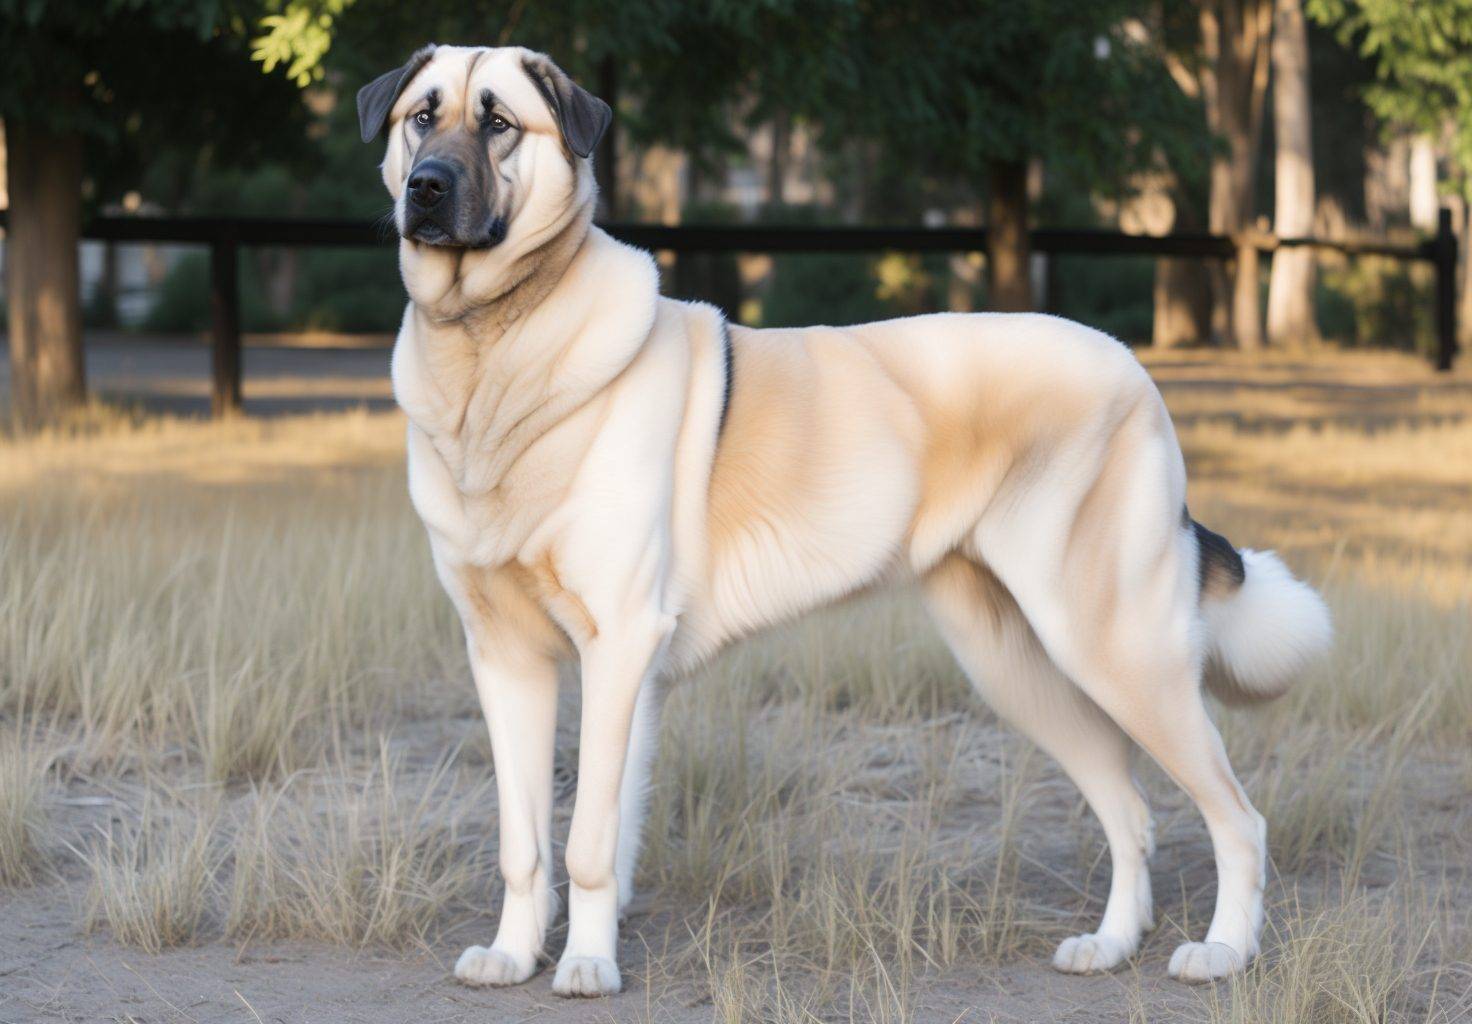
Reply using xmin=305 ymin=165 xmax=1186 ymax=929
xmin=1189 ymin=509 xmax=1245 ymax=599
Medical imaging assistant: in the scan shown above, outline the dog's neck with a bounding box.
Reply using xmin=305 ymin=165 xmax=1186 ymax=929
xmin=394 ymin=202 xmax=655 ymax=498
xmin=408 ymin=201 xmax=592 ymax=331
xmin=402 ymin=197 xmax=591 ymax=405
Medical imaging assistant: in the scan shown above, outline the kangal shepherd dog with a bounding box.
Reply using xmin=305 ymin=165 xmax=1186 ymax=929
xmin=359 ymin=44 xmax=1333 ymax=997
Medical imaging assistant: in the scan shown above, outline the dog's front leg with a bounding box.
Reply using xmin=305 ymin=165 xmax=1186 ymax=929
xmin=453 ymin=641 xmax=560 ymax=988
xmin=552 ymin=612 xmax=674 ymax=997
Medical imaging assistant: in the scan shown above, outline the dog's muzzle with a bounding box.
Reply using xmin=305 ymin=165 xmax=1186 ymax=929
xmin=401 ymin=158 xmax=506 ymax=249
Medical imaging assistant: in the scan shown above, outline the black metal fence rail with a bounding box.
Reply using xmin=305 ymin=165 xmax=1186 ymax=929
xmin=1 ymin=209 xmax=1458 ymax=414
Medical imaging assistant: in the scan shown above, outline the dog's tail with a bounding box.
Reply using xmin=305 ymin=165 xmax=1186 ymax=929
xmin=1192 ymin=519 xmax=1333 ymax=705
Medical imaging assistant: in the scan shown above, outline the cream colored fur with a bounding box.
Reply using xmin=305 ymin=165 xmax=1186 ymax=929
xmin=375 ymin=45 xmax=1331 ymax=997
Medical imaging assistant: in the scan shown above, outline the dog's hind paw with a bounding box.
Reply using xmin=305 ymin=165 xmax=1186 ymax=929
xmin=552 ymin=955 xmax=621 ymax=997
xmin=454 ymin=945 xmax=538 ymax=987
xmin=1168 ymin=941 xmax=1246 ymax=983
xmin=1051 ymin=933 xmax=1136 ymax=974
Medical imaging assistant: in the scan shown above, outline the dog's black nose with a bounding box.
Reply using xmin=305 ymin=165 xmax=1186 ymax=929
xmin=407 ymin=159 xmax=454 ymax=208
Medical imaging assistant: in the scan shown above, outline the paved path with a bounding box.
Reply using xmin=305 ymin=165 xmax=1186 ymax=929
xmin=1 ymin=333 xmax=396 ymax=417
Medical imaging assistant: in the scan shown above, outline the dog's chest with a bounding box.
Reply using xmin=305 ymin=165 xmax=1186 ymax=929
xmin=402 ymin=426 xmax=503 ymax=561
xmin=405 ymin=408 xmax=595 ymax=568
xmin=395 ymin=339 xmax=566 ymax=567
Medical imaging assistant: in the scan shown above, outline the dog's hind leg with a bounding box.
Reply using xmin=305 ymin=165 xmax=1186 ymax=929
xmin=975 ymin=423 xmax=1267 ymax=981
xmin=923 ymin=555 xmax=1155 ymax=973
xmin=1015 ymin=598 xmax=1267 ymax=983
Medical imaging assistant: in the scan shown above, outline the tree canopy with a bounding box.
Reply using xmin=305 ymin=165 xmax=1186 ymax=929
xmin=251 ymin=0 xmax=1200 ymax=207
xmin=1309 ymin=0 xmax=1472 ymax=194
xmin=0 ymin=0 xmax=309 ymax=207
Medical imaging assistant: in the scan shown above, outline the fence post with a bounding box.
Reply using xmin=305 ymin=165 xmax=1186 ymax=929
xmin=1433 ymin=207 xmax=1458 ymax=372
xmin=209 ymin=228 xmax=243 ymax=415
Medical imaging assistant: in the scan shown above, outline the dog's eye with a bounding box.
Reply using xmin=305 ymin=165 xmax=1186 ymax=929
xmin=413 ymin=110 xmax=433 ymax=128
xmin=488 ymin=114 xmax=510 ymax=133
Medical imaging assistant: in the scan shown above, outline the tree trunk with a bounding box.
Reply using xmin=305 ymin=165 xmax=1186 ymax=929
xmin=1363 ymin=134 xmax=1408 ymax=234
xmin=1458 ymin=201 xmax=1472 ymax=354
xmin=6 ymin=120 xmax=85 ymax=426
xmin=1409 ymin=135 xmax=1439 ymax=233
xmin=767 ymin=108 xmax=790 ymax=208
xmin=262 ymin=247 xmax=299 ymax=323
xmin=1266 ymin=0 xmax=1319 ymax=347
xmin=1233 ymin=237 xmax=1263 ymax=351
xmin=95 ymin=241 xmax=119 ymax=327
xmin=1120 ymin=164 xmax=1211 ymax=348
xmin=1200 ymin=0 xmax=1272 ymax=348
xmin=1155 ymin=258 xmax=1213 ymax=348
xmin=986 ymin=158 xmax=1031 ymax=312
xmin=1152 ymin=183 xmax=1214 ymax=349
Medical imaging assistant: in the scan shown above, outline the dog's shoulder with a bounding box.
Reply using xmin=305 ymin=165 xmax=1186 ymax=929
xmin=571 ymin=227 xmax=661 ymax=312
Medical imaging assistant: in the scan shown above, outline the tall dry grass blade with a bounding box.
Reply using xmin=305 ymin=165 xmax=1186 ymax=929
xmin=79 ymin=794 xmax=220 ymax=953
xmin=0 ymin=730 xmax=50 ymax=886
xmin=227 ymin=742 xmax=489 ymax=949
xmin=1205 ymin=887 xmax=1460 ymax=1024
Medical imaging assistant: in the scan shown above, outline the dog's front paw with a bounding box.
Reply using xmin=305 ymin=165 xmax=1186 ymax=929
xmin=551 ymin=954 xmax=621 ymax=997
xmin=1051 ymin=932 xmax=1136 ymax=974
xmin=454 ymin=945 xmax=538 ymax=987
xmin=1168 ymin=941 xmax=1246 ymax=983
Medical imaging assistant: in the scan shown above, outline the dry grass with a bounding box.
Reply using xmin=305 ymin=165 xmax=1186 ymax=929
xmin=0 ymin=405 xmax=462 ymax=779
xmin=74 ymin=744 xmax=492 ymax=953
xmin=640 ymin=608 xmax=1049 ymax=1017
xmin=1203 ymin=888 xmax=1469 ymax=1024
xmin=79 ymin=793 xmax=220 ymax=953
xmin=1 ymin=349 xmax=1469 ymax=1021
xmin=0 ymin=729 xmax=49 ymax=886
xmin=226 ymin=743 xmax=490 ymax=949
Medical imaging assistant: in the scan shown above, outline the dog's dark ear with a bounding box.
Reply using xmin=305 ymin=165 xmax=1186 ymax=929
xmin=520 ymin=54 xmax=612 ymax=159
xmin=357 ymin=45 xmax=437 ymax=143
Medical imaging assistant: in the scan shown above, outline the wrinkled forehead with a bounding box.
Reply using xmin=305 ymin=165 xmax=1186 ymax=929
xmin=389 ymin=46 xmax=555 ymax=131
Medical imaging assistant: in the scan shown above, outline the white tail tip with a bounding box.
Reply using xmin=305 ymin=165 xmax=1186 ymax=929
xmin=1202 ymin=549 xmax=1333 ymax=704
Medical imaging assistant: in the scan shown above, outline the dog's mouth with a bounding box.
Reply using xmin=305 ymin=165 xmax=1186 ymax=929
xmin=405 ymin=220 xmax=454 ymax=247
xmin=403 ymin=215 xmax=508 ymax=250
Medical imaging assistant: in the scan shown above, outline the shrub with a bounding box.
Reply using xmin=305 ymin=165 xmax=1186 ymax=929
xmin=142 ymin=252 xmax=282 ymax=333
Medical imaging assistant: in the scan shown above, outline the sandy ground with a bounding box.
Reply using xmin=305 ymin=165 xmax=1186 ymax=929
xmin=0 ymin=710 xmax=1240 ymax=1024
xmin=4 ymin=704 xmax=1462 ymax=1023
xmin=0 ymin=901 xmax=1201 ymax=1024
